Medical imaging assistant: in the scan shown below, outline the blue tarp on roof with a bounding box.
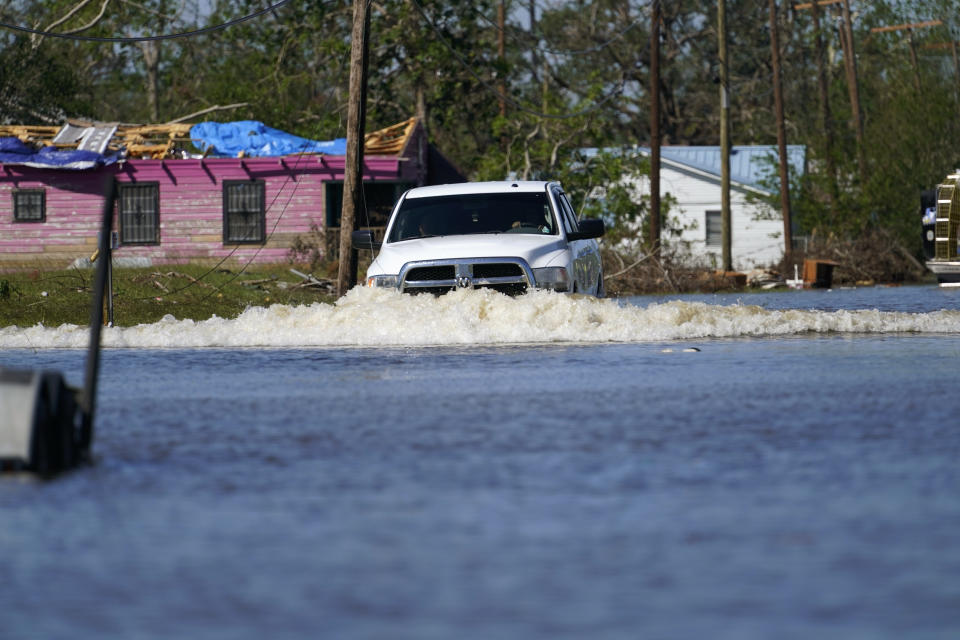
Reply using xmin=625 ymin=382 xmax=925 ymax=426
xmin=189 ymin=121 xmax=347 ymax=157
xmin=0 ymin=136 xmax=119 ymax=170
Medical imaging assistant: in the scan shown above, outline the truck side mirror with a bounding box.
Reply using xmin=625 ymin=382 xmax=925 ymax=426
xmin=568 ymin=218 xmax=605 ymax=241
xmin=351 ymin=229 xmax=381 ymax=250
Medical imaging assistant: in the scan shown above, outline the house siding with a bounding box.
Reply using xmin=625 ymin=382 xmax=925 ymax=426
xmin=633 ymin=163 xmax=785 ymax=270
xmin=0 ymin=142 xmax=423 ymax=269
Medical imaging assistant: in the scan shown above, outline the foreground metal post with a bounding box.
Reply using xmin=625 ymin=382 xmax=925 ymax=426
xmin=81 ymin=177 xmax=117 ymax=452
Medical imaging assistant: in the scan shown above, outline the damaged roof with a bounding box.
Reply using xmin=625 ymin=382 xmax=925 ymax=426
xmin=0 ymin=117 xmax=418 ymax=161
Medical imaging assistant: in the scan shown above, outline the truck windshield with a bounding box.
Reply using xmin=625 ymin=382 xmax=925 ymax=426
xmin=387 ymin=192 xmax=557 ymax=242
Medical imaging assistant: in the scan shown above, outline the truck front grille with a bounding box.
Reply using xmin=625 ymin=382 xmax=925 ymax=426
xmin=398 ymin=259 xmax=533 ymax=296
xmin=473 ymin=263 xmax=523 ymax=279
xmin=406 ymin=266 xmax=456 ymax=282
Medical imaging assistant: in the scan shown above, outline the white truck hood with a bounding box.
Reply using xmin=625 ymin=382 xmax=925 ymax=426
xmin=369 ymin=234 xmax=567 ymax=275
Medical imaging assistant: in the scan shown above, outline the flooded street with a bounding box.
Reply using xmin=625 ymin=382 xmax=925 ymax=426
xmin=2 ymin=285 xmax=959 ymax=638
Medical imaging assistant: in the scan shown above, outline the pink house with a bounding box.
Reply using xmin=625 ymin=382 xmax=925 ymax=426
xmin=0 ymin=119 xmax=462 ymax=270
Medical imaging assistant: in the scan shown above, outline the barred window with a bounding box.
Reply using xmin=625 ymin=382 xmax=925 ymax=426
xmin=13 ymin=189 xmax=45 ymax=222
xmin=223 ymin=180 xmax=265 ymax=244
xmin=705 ymin=210 xmax=722 ymax=247
xmin=118 ymin=182 xmax=159 ymax=244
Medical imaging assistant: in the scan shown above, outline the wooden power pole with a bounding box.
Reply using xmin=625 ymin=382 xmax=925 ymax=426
xmin=810 ymin=0 xmax=838 ymax=219
xmin=498 ymin=1 xmax=506 ymax=118
xmin=768 ymin=0 xmax=792 ymax=264
xmin=718 ymin=0 xmax=732 ymax=271
xmin=871 ymin=20 xmax=943 ymax=93
xmin=649 ymin=0 xmax=661 ymax=258
xmin=337 ymin=0 xmax=371 ymax=297
xmin=839 ymin=0 xmax=866 ymax=180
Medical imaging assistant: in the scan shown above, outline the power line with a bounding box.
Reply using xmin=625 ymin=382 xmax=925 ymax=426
xmin=409 ymin=0 xmax=625 ymax=121
xmin=0 ymin=0 xmax=293 ymax=43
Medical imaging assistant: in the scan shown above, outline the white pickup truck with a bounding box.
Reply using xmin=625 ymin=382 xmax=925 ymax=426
xmin=351 ymin=181 xmax=605 ymax=296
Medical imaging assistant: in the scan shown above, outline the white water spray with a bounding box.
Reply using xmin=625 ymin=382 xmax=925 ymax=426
xmin=2 ymin=287 xmax=960 ymax=349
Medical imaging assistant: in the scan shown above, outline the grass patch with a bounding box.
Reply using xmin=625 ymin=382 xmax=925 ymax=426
xmin=0 ymin=263 xmax=338 ymax=328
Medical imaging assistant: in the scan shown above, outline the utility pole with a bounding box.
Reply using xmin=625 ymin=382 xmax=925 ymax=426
xmin=768 ymin=0 xmax=792 ymax=264
xmin=871 ymin=20 xmax=943 ymax=93
xmin=952 ymin=42 xmax=960 ymax=103
xmin=921 ymin=38 xmax=960 ymax=103
xmin=649 ymin=0 xmax=661 ymax=258
xmin=498 ymin=0 xmax=506 ymax=118
xmin=337 ymin=0 xmax=371 ymax=297
xmin=839 ymin=0 xmax=866 ymax=180
xmin=718 ymin=0 xmax=732 ymax=271
xmin=810 ymin=0 xmax=838 ymax=219
xmin=908 ymin=29 xmax=921 ymax=92
xmin=529 ymin=0 xmax=537 ymax=86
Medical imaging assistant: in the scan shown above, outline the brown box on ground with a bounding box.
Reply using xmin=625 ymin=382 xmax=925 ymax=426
xmin=803 ymin=259 xmax=840 ymax=288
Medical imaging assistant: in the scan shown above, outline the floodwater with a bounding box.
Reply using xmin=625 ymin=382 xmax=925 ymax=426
xmin=2 ymin=285 xmax=959 ymax=639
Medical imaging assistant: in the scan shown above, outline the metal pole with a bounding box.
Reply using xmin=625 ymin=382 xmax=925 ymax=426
xmin=769 ymin=0 xmax=792 ymax=264
xmin=81 ymin=177 xmax=117 ymax=451
xmin=719 ymin=0 xmax=732 ymax=271
xmin=336 ymin=0 xmax=370 ymax=297
xmin=107 ymin=240 xmax=114 ymax=327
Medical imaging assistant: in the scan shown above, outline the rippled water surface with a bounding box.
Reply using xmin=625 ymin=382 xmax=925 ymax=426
xmin=2 ymin=285 xmax=959 ymax=639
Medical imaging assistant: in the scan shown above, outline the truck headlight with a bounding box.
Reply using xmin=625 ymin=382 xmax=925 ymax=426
xmin=533 ymin=267 xmax=569 ymax=292
xmin=366 ymin=274 xmax=398 ymax=288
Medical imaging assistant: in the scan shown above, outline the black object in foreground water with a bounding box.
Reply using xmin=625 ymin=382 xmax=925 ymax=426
xmin=0 ymin=179 xmax=115 ymax=476
xmin=0 ymin=369 xmax=87 ymax=474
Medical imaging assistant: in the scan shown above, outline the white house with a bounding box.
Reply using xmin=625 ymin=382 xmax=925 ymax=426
xmin=585 ymin=145 xmax=805 ymax=270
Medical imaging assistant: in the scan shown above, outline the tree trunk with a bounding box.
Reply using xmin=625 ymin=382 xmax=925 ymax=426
xmin=138 ymin=41 xmax=160 ymax=122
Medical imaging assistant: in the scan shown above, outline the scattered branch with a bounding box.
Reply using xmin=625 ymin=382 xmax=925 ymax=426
xmin=165 ymin=103 xmax=250 ymax=124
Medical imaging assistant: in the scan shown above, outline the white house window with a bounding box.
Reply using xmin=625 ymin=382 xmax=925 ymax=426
xmin=118 ymin=182 xmax=159 ymax=244
xmin=705 ymin=210 xmax=722 ymax=246
xmin=13 ymin=189 xmax=45 ymax=222
xmin=223 ymin=180 xmax=265 ymax=244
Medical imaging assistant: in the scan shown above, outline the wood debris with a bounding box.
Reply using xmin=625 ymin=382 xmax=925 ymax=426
xmin=0 ymin=118 xmax=417 ymax=159
xmin=289 ymin=269 xmax=335 ymax=292
xmin=364 ymin=118 xmax=416 ymax=155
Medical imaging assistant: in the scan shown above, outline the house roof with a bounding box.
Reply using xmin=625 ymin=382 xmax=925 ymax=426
xmin=0 ymin=123 xmax=192 ymax=159
xmin=0 ymin=118 xmax=419 ymax=161
xmin=581 ymin=144 xmax=806 ymax=194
